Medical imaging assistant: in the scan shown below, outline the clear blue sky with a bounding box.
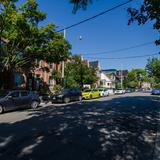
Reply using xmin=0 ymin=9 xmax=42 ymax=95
xmin=17 ymin=0 xmax=159 ymax=70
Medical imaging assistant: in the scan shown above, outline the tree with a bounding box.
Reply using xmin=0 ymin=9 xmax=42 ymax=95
xmin=69 ymin=0 xmax=92 ymax=13
xmin=64 ymin=55 xmax=98 ymax=89
xmin=0 ymin=0 xmax=71 ymax=89
xmin=146 ymin=57 xmax=160 ymax=87
xmin=128 ymin=0 xmax=160 ymax=45
xmin=51 ymin=69 xmax=61 ymax=84
xmin=124 ymin=68 xmax=151 ymax=88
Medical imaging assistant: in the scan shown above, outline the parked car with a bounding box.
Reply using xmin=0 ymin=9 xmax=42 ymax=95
xmin=106 ymin=88 xmax=115 ymax=95
xmin=115 ymin=89 xmax=125 ymax=94
xmin=125 ymin=88 xmax=135 ymax=93
xmin=39 ymin=93 xmax=52 ymax=104
xmin=82 ymin=89 xmax=100 ymax=100
xmin=51 ymin=88 xmax=82 ymax=103
xmin=151 ymin=89 xmax=160 ymax=95
xmin=0 ymin=90 xmax=40 ymax=114
xmin=125 ymin=88 xmax=132 ymax=93
xmin=97 ymin=88 xmax=109 ymax=97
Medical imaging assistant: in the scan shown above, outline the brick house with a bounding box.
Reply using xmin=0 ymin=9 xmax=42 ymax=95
xmin=27 ymin=60 xmax=62 ymax=92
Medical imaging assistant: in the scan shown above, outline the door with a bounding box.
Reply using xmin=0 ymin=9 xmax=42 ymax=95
xmin=69 ymin=88 xmax=75 ymax=101
xmin=6 ymin=91 xmax=21 ymax=110
xmin=20 ymin=91 xmax=30 ymax=108
xmin=74 ymin=89 xmax=81 ymax=100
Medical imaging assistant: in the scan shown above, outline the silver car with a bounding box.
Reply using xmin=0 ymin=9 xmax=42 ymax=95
xmin=0 ymin=90 xmax=40 ymax=114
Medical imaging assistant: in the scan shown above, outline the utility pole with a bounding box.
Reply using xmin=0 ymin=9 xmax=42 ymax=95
xmin=80 ymin=55 xmax=83 ymax=90
xmin=120 ymin=65 xmax=123 ymax=89
xmin=61 ymin=29 xmax=66 ymax=87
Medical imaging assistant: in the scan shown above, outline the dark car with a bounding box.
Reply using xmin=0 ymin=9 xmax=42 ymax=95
xmin=39 ymin=93 xmax=52 ymax=104
xmin=151 ymin=89 xmax=160 ymax=95
xmin=51 ymin=88 xmax=82 ymax=103
xmin=0 ymin=90 xmax=40 ymax=114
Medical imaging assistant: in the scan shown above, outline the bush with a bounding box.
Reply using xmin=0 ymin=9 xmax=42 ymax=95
xmin=53 ymin=84 xmax=62 ymax=93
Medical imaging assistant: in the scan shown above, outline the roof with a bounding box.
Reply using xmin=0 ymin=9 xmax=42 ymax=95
xmin=101 ymin=69 xmax=117 ymax=73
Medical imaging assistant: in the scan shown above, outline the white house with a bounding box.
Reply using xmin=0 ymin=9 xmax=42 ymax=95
xmin=100 ymin=72 xmax=113 ymax=88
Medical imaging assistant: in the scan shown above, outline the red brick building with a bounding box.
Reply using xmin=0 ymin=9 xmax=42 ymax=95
xmin=29 ymin=60 xmax=61 ymax=91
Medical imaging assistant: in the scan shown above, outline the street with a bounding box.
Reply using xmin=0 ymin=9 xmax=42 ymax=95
xmin=0 ymin=92 xmax=160 ymax=160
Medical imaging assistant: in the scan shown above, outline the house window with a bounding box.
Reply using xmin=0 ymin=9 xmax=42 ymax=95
xmin=35 ymin=59 xmax=40 ymax=68
xmin=49 ymin=63 xmax=53 ymax=69
xmin=49 ymin=76 xmax=53 ymax=86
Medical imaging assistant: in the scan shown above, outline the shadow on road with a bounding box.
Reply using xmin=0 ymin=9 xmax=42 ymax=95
xmin=0 ymin=95 xmax=160 ymax=160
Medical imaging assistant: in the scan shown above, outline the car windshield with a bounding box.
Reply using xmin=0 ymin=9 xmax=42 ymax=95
xmin=83 ymin=89 xmax=91 ymax=92
xmin=63 ymin=89 xmax=70 ymax=94
xmin=0 ymin=91 xmax=9 ymax=98
xmin=57 ymin=89 xmax=70 ymax=94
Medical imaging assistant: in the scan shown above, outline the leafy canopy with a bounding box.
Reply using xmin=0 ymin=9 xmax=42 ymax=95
xmin=128 ymin=0 xmax=160 ymax=45
xmin=0 ymin=0 xmax=71 ymax=72
xmin=146 ymin=57 xmax=160 ymax=86
xmin=64 ymin=55 xmax=98 ymax=88
xmin=123 ymin=68 xmax=151 ymax=88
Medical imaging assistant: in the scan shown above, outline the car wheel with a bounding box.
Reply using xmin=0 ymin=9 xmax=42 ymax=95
xmin=31 ymin=101 xmax=39 ymax=109
xmin=0 ymin=105 xmax=4 ymax=114
xmin=64 ymin=97 xmax=70 ymax=103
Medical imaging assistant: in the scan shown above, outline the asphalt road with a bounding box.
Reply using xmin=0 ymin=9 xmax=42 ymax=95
xmin=0 ymin=92 xmax=160 ymax=160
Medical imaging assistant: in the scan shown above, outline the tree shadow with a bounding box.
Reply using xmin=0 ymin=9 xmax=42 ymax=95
xmin=0 ymin=95 xmax=160 ymax=160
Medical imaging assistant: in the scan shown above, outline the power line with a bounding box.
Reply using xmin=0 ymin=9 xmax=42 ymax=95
xmin=83 ymin=41 xmax=154 ymax=55
xmin=57 ymin=0 xmax=133 ymax=32
xmin=84 ymin=52 xmax=159 ymax=60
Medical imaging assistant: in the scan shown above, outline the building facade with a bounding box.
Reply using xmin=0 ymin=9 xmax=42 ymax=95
xmin=101 ymin=69 xmax=117 ymax=89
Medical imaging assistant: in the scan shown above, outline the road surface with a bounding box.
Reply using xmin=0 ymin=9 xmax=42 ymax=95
xmin=0 ymin=92 xmax=160 ymax=160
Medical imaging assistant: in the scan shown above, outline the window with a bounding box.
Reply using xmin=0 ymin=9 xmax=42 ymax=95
xmin=35 ymin=59 xmax=40 ymax=68
xmin=49 ymin=63 xmax=53 ymax=69
xmin=21 ymin=91 xmax=29 ymax=97
xmin=49 ymin=76 xmax=53 ymax=86
xmin=9 ymin=92 xmax=19 ymax=98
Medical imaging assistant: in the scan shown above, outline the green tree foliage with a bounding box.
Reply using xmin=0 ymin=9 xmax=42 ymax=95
xmin=146 ymin=58 xmax=160 ymax=87
xmin=128 ymin=0 xmax=160 ymax=45
xmin=69 ymin=0 xmax=92 ymax=13
xmin=64 ymin=55 xmax=98 ymax=89
xmin=0 ymin=0 xmax=71 ymax=89
xmin=51 ymin=69 xmax=61 ymax=84
xmin=124 ymin=68 xmax=151 ymax=88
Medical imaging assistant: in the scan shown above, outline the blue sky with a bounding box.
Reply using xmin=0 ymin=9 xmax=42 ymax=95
xmin=17 ymin=0 xmax=159 ymax=70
